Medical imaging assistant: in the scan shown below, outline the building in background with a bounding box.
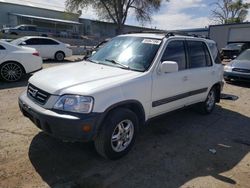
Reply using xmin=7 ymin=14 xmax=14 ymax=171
xmin=0 ymin=0 xmax=81 ymax=37
xmin=209 ymin=22 xmax=250 ymax=49
xmin=0 ymin=0 xmax=155 ymax=40
xmin=176 ymin=28 xmax=209 ymax=38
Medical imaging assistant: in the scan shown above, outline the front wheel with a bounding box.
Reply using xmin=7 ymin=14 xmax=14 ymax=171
xmin=198 ymin=87 xmax=217 ymax=114
xmin=94 ymin=108 xmax=138 ymax=160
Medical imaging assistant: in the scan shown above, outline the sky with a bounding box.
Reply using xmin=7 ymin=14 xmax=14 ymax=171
xmin=6 ymin=0 xmax=250 ymax=30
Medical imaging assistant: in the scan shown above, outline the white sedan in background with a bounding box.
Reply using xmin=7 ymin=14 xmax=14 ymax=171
xmin=11 ymin=36 xmax=72 ymax=61
xmin=0 ymin=41 xmax=42 ymax=82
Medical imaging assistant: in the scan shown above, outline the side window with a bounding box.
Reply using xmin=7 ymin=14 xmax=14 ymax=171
xmin=19 ymin=26 xmax=25 ymax=31
xmin=28 ymin=27 xmax=36 ymax=31
xmin=25 ymin=38 xmax=42 ymax=45
xmin=187 ymin=41 xmax=210 ymax=68
xmin=161 ymin=40 xmax=186 ymax=70
xmin=0 ymin=45 xmax=5 ymax=50
xmin=40 ymin=39 xmax=59 ymax=45
xmin=208 ymin=43 xmax=221 ymax=64
xmin=203 ymin=43 xmax=212 ymax=66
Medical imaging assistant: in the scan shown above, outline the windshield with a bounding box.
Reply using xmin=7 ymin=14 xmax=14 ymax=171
xmin=11 ymin=38 xmax=25 ymax=45
xmin=236 ymin=50 xmax=250 ymax=61
xmin=89 ymin=36 xmax=162 ymax=72
xmin=225 ymin=43 xmax=244 ymax=50
xmin=14 ymin=25 xmax=21 ymax=29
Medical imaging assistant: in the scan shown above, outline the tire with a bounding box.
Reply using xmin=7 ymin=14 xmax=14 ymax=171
xmin=55 ymin=51 xmax=65 ymax=61
xmin=0 ymin=62 xmax=24 ymax=82
xmin=198 ymin=87 xmax=217 ymax=114
xmin=94 ymin=108 xmax=139 ymax=160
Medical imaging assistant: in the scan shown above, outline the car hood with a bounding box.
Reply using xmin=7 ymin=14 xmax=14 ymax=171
xmin=29 ymin=61 xmax=142 ymax=95
xmin=231 ymin=60 xmax=250 ymax=69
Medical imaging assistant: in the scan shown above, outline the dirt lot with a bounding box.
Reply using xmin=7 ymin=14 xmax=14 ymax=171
xmin=0 ymin=59 xmax=250 ymax=188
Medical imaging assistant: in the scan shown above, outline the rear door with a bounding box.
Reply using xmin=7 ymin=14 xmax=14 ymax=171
xmin=24 ymin=38 xmax=48 ymax=58
xmin=39 ymin=38 xmax=60 ymax=59
xmin=185 ymin=40 xmax=216 ymax=104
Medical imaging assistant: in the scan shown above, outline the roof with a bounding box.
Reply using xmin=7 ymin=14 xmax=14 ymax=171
xmin=0 ymin=0 xmax=66 ymax=13
xmin=10 ymin=13 xmax=81 ymax=25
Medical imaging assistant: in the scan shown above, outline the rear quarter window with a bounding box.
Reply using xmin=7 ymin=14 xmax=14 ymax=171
xmin=207 ymin=42 xmax=221 ymax=64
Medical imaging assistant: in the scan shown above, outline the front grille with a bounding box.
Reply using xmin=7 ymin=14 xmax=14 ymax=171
xmin=233 ymin=68 xmax=250 ymax=74
xmin=27 ymin=84 xmax=50 ymax=105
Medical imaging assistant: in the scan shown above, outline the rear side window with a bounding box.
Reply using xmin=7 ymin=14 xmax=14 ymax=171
xmin=208 ymin=42 xmax=221 ymax=64
xmin=187 ymin=41 xmax=212 ymax=68
xmin=161 ymin=40 xmax=187 ymax=70
xmin=39 ymin=39 xmax=59 ymax=45
xmin=0 ymin=45 xmax=5 ymax=50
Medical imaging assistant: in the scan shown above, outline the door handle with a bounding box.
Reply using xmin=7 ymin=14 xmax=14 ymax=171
xmin=182 ymin=76 xmax=188 ymax=81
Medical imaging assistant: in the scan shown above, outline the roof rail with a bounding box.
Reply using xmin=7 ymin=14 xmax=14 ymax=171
xmin=123 ymin=30 xmax=209 ymax=39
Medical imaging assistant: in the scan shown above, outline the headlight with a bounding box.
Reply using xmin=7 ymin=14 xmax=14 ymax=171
xmin=224 ymin=65 xmax=232 ymax=72
xmin=53 ymin=95 xmax=94 ymax=113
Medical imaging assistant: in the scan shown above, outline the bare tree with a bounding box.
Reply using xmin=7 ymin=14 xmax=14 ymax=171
xmin=211 ymin=0 xmax=250 ymax=24
xmin=65 ymin=0 xmax=168 ymax=33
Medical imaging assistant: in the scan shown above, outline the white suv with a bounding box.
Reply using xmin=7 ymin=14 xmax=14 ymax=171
xmin=19 ymin=33 xmax=224 ymax=159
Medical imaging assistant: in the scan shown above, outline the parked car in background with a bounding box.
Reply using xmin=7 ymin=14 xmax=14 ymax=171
xmin=0 ymin=41 xmax=42 ymax=82
xmin=11 ymin=36 xmax=72 ymax=61
xmin=1 ymin=24 xmax=49 ymax=37
xmin=224 ymin=49 xmax=250 ymax=82
xmin=19 ymin=32 xmax=223 ymax=159
xmin=220 ymin=42 xmax=250 ymax=60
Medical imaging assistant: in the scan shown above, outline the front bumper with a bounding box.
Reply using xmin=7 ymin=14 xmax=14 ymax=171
xmin=19 ymin=92 xmax=102 ymax=142
xmin=224 ymin=71 xmax=250 ymax=82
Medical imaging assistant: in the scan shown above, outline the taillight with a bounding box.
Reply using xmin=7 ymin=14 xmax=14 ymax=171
xmin=32 ymin=52 xmax=40 ymax=56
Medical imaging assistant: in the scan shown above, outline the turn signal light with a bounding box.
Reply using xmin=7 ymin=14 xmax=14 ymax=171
xmin=82 ymin=124 xmax=92 ymax=132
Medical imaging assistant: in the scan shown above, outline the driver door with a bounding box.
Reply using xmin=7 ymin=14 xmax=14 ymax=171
xmin=150 ymin=40 xmax=191 ymax=118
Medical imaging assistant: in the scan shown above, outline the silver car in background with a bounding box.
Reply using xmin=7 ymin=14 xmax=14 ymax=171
xmin=224 ymin=49 xmax=250 ymax=82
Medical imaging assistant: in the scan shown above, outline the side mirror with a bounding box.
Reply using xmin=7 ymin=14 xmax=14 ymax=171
xmin=91 ymin=50 xmax=97 ymax=55
xmin=20 ymin=41 xmax=26 ymax=45
xmin=160 ymin=61 xmax=178 ymax=73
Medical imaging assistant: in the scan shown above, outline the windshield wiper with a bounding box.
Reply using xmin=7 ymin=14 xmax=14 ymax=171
xmin=105 ymin=59 xmax=130 ymax=69
xmin=87 ymin=58 xmax=99 ymax=64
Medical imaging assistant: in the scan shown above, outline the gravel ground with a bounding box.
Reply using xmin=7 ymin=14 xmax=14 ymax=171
xmin=0 ymin=59 xmax=250 ymax=188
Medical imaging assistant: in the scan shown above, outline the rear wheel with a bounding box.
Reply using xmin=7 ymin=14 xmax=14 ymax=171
xmin=94 ymin=108 xmax=138 ymax=160
xmin=0 ymin=62 xmax=24 ymax=82
xmin=55 ymin=51 xmax=65 ymax=61
xmin=198 ymin=87 xmax=217 ymax=114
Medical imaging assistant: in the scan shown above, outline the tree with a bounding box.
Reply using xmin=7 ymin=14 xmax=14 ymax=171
xmin=65 ymin=0 xmax=167 ymax=33
xmin=211 ymin=0 xmax=250 ymax=24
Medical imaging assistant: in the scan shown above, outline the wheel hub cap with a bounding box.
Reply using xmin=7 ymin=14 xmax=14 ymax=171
xmin=111 ymin=119 xmax=134 ymax=152
xmin=1 ymin=63 xmax=22 ymax=81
